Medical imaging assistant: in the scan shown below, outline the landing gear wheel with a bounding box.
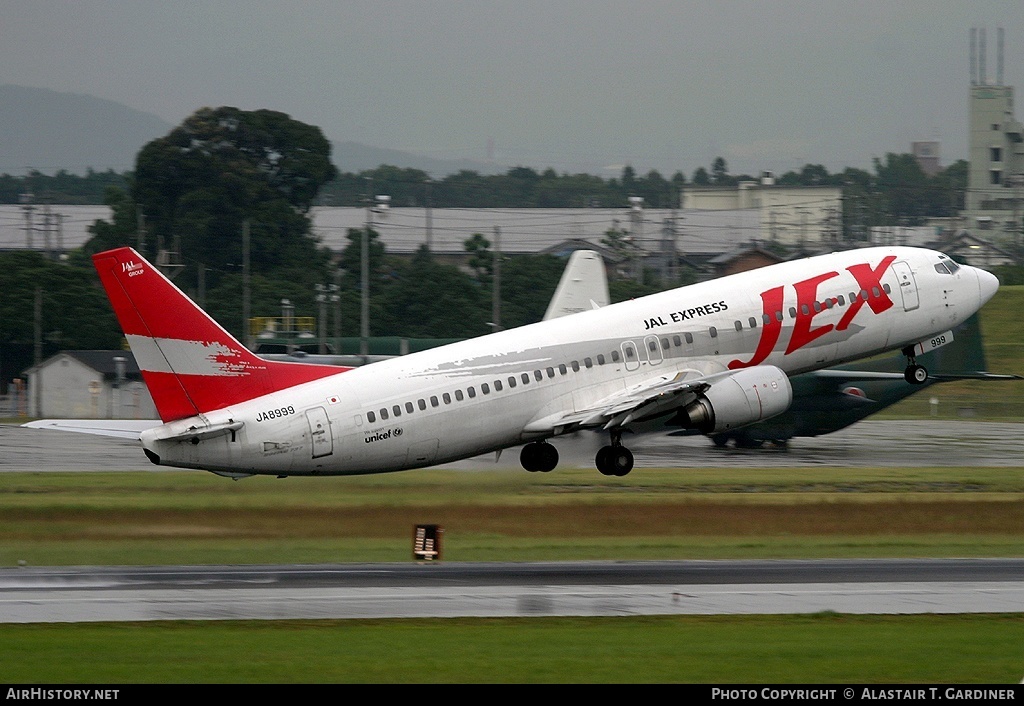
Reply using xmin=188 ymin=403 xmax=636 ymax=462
xmin=520 ymin=441 xmax=558 ymax=473
xmin=596 ymin=445 xmax=634 ymax=476
xmin=711 ymin=434 xmax=730 ymax=448
xmin=901 ymin=345 xmax=928 ymax=385
xmin=905 ymin=364 xmax=928 ymax=385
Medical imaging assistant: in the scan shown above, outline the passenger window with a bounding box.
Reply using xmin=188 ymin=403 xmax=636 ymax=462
xmin=837 ymin=295 xmax=845 ymax=306
xmin=494 ymin=380 xmax=503 ymax=391
xmin=883 ymin=283 xmax=891 ymax=294
xmin=380 ymin=408 xmax=389 ymax=420
xmin=812 ymin=301 xmax=821 ymax=313
xmin=709 ymin=326 xmax=718 ymax=338
xmin=648 ymin=339 xmax=657 ymax=352
xmin=405 ymin=402 xmax=414 ymax=413
xmin=801 ymin=304 xmax=810 ymax=316
xmin=522 ymin=373 xmax=530 ymax=384
xmin=546 ymin=367 xmax=555 ymax=378
xmin=734 ymin=320 xmax=743 ymax=332
xmin=418 ymin=399 xmax=426 ymax=411
xmin=508 ymin=376 xmax=517 ymax=388
xmin=443 ymin=393 xmax=451 ymax=404
xmin=597 ymin=354 xmax=606 ymax=365
xmin=611 ymin=350 xmax=621 ymax=362
xmin=534 ymin=370 xmax=543 ymax=381
xmin=393 ymin=405 xmax=401 ymax=417
xmin=672 ymin=335 xmax=682 ymax=347
xmin=455 ymin=389 xmax=464 ymax=401
xmin=872 ymin=286 xmax=881 ymax=298
xmin=430 ymin=395 xmax=439 ymax=407
xmin=789 ymin=307 xmax=797 ymax=319
xmin=684 ymin=333 xmax=693 ymax=344
xmin=661 ymin=338 xmax=670 ymax=350
xmin=467 ymin=387 xmax=476 ymax=398
xmin=571 ymin=361 xmax=580 ymax=372
xmin=367 ymin=411 xmax=376 ymax=423
xmin=775 ymin=311 xmax=783 ymax=322
xmin=559 ymin=364 xmax=567 ymax=375
xmin=584 ymin=357 xmax=593 ymax=368
xmin=748 ymin=317 xmax=757 ymax=328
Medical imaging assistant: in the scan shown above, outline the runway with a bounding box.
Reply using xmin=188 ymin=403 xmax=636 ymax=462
xmin=5 ymin=419 xmax=1024 ymax=472
xmin=2 ymin=559 xmax=1023 ymax=623
xmin=3 ymin=421 xmax=1023 ymax=623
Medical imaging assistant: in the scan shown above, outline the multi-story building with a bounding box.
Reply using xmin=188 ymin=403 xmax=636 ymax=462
xmin=964 ymin=28 xmax=1024 ymax=244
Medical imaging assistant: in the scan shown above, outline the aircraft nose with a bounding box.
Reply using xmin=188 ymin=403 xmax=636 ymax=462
xmin=975 ymin=267 xmax=999 ymax=307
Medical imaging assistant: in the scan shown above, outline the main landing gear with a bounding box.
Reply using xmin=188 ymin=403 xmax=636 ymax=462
xmin=520 ymin=441 xmax=558 ymax=473
xmin=595 ymin=430 xmax=634 ymax=477
xmin=520 ymin=432 xmax=636 ymax=477
xmin=901 ymin=345 xmax=929 ymax=385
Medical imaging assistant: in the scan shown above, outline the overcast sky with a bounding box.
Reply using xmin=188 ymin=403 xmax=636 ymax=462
xmin=3 ymin=1 xmax=1024 ymax=178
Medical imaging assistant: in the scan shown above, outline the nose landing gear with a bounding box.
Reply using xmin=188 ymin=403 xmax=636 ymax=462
xmin=901 ymin=345 xmax=928 ymax=385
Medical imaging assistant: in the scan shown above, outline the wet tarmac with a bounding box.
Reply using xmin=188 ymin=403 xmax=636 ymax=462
xmin=3 ymin=419 xmax=1023 ymax=472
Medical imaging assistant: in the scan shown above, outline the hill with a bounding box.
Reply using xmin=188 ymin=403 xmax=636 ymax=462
xmin=0 ymin=85 xmax=508 ymax=179
xmin=0 ymin=85 xmax=172 ymax=175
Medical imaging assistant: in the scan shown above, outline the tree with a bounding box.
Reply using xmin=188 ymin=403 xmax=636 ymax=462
xmin=0 ymin=253 xmax=121 ymax=392
xmin=711 ymin=157 xmax=732 ymax=185
xmin=86 ymin=107 xmax=338 ymax=293
xmin=463 ymin=233 xmax=493 ymax=279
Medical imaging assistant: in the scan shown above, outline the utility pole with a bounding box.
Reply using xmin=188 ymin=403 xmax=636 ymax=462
xmin=424 ymin=178 xmax=433 ymax=252
xmin=361 ymin=178 xmax=372 ymax=356
xmin=362 ymin=181 xmax=390 ymax=356
xmin=33 ymin=288 xmax=42 ymax=417
xmin=137 ymin=207 xmax=146 ymax=252
xmin=242 ymin=220 xmax=251 ymax=349
xmin=20 ymin=191 xmax=34 ymax=249
xmin=491 ymin=226 xmax=501 ymax=331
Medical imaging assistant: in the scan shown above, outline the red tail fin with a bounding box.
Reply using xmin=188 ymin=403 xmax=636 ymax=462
xmin=92 ymin=247 xmax=346 ymax=422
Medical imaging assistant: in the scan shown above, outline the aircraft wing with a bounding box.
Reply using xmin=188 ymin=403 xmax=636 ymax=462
xmin=523 ymin=365 xmax=794 ymax=436
xmin=21 ymin=419 xmax=159 ymax=440
xmin=523 ymin=371 xmax=711 ymax=435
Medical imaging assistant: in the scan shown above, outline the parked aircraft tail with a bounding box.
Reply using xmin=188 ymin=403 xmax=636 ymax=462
xmin=92 ymin=247 xmax=346 ymax=422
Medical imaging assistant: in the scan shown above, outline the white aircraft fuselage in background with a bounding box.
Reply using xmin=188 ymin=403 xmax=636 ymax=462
xmin=84 ymin=246 xmax=999 ymax=478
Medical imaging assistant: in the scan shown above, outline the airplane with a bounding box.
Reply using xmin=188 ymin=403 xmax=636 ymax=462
xmin=544 ymin=251 xmax=1020 ymax=449
xmin=27 ymin=245 xmax=999 ymax=478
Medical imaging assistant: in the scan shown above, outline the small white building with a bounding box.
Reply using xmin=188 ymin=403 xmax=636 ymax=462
xmin=25 ymin=351 xmax=157 ymax=419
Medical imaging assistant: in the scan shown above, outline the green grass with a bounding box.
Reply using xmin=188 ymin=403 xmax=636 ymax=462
xmin=1 ymin=467 xmax=1023 ymax=566
xmin=2 ymin=615 xmax=1022 ymax=683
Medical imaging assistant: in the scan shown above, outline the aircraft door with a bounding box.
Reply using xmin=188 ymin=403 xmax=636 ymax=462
xmin=892 ymin=261 xmax=920 ymax=312
xmin=644 ymin=335 xmax=663 ymax=366
xmin=305 ymin=406 xmax=334 ymax=459
xmin=621 ymin=341 xmax=641 ymax=371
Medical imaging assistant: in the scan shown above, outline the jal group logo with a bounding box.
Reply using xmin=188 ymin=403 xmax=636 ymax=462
xmin=122 ymin=260 xmax=144 ymax=278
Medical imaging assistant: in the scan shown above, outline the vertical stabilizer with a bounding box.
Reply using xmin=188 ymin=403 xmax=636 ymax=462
xmin=92 ymin=247 xmax=345 ymax=422
xmin=543 ymin=250 xmax=610 ymax=320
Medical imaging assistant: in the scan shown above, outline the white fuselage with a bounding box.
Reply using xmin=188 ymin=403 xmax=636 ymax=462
xmin=140 ymin=247 xmax=995 ymax=476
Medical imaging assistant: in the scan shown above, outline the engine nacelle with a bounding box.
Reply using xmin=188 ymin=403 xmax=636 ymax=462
xmin=677 ymin=365 xmax=793 ymax=434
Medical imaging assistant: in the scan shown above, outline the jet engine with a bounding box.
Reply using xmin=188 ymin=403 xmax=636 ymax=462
xmin=676 ymin=365 xmax=793 ymax=434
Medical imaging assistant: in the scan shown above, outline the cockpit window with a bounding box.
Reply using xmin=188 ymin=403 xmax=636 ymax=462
xmin=936 ymin=254 xmax=961 ymax=274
